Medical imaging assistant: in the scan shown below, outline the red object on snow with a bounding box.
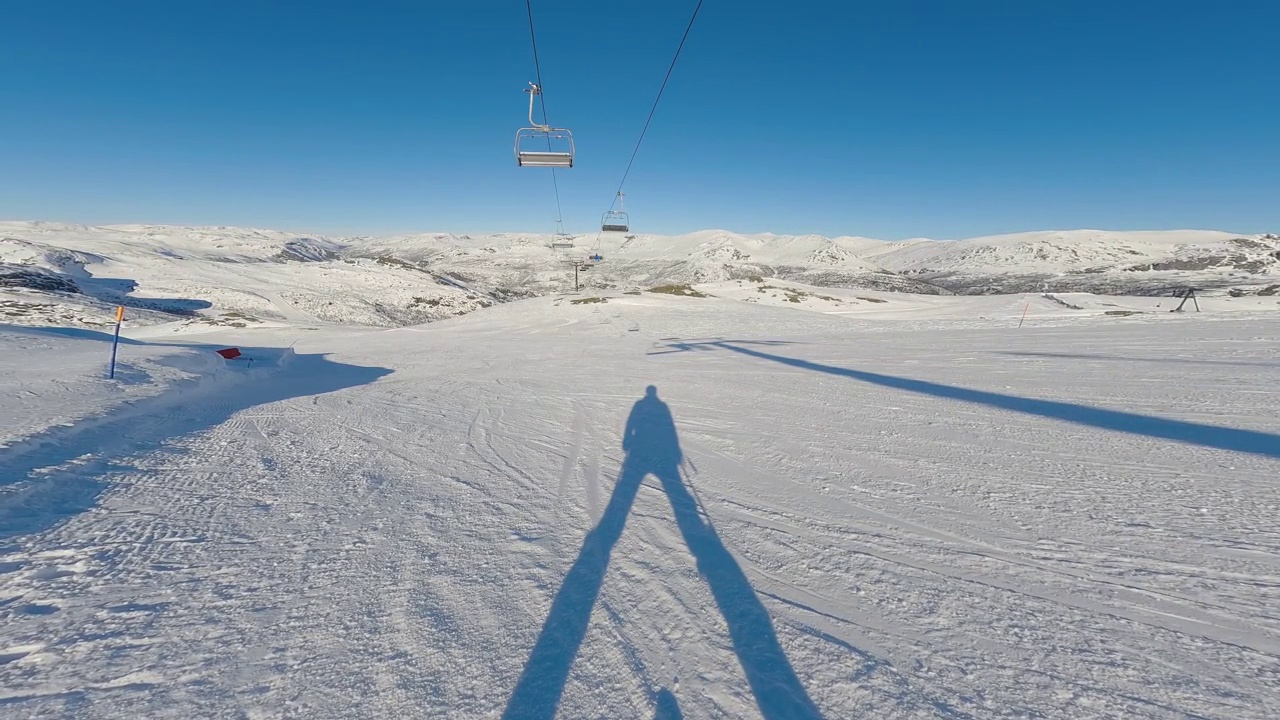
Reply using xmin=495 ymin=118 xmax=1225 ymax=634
xmin=215 ymin=347 xmax=242 ymax=360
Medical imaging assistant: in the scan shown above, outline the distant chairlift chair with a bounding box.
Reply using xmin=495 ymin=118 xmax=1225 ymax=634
xmin=600 ymin=192 xmax=629 ymax=232
xmin=551 ymin=224 xmax=575 ymax=248
xmin=515 ymin=83 xmax=574 ymax=168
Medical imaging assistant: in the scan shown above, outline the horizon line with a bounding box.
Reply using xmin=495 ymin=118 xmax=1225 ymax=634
xmin=1 ymin=218 xmax=1267 ymax=244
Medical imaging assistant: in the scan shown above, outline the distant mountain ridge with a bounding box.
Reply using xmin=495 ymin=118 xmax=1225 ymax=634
xmin=867 ymin=229 xmax=1280 ymax=295
xmin=2 ymin=221 xmax=1276 ymax=328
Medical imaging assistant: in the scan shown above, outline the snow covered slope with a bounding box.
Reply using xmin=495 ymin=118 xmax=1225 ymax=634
xmin=2 ymin=294 xmax=1279 ymax=718
xmin=3 ymin=221 xmax=1278 ymax=331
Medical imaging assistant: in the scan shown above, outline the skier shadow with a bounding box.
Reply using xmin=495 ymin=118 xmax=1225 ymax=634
xmin=502 ymin=386 xmax=823 ymax=720
xmin=652 ymin=339 xmax=1280 ymax=461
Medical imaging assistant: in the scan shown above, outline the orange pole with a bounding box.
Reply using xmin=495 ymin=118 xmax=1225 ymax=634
xmin=109 ymin=306 xmax=125 ymax=378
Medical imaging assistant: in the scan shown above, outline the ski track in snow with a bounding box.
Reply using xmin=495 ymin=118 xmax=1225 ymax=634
xmin=2 ymin=294 xmax=1279 ymax=719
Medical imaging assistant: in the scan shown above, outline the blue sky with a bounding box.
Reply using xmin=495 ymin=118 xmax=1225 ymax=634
xmin=2 ymin=1 xmax=1276 ymax=239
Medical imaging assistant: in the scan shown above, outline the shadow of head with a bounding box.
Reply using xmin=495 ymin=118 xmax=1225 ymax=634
xmin=623 ymin=385 xmax=683 ymax=467
xmin=653 ymin=688 xmax=683 ymax=720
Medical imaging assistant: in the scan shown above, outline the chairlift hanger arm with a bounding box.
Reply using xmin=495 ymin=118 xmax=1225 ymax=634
xmin=525 ymin=82 xmax=550 ymax=131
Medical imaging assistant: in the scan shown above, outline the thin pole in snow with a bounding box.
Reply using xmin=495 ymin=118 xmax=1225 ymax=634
xmin=108 ymin=306 xmax=124 ymax=378
xmin=1018 ymin=300 xmax=1030 ymax=328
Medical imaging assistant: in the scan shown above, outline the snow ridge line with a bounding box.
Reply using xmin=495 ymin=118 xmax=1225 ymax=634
xmin=556 ymin=403 xmax=585 ymax=501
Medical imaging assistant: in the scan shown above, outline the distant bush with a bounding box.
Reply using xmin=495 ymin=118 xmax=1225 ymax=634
xmin=374 ymin=255 xmax=425 ymax=272
xmin=570 ymin=297 xmax=608 ymax=305
xmin=648 ymin=285 xmax=708 ymax=298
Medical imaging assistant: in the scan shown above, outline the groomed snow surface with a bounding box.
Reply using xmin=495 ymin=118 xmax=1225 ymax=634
xmin=2 ymin=290 xmax=1279 ymax=719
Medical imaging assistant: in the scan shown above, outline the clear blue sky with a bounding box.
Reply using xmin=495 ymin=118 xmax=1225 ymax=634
xmin=2 ymin=1 xmax=1276 ymax=239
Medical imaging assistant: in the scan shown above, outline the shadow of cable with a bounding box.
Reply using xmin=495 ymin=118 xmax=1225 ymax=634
xmin=502 ymin=386 xmax=823 ymax=720
xmin=653 ymin=340 xmax=1280 ymax=461
xmin=994 ymin=350 xmax=1280 ymax=369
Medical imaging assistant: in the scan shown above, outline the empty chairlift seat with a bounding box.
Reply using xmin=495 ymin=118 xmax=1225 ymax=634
xmin=601 ymin=192 xmax=630 ymax=232
xmin=515 ymin=129 xmax=575 ymax=167
xmin=514 ymin=82 xmax=574 ymax=168
xmin=601 ymin=211 xmax=629 ymax=232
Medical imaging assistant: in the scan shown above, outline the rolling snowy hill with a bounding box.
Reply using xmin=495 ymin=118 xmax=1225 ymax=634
xmin=2 ymin=221 xmax=1277 ymax=330
xmin=869 ymin=230 xmax=1280 ymax=295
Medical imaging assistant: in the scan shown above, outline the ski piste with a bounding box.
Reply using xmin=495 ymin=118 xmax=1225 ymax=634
xmin=4 ymin=288 xmax=1278 ymax=718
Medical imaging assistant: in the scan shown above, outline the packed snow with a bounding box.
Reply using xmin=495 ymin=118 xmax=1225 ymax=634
xmin=3 ymin=255 xmax=1279 ymax=719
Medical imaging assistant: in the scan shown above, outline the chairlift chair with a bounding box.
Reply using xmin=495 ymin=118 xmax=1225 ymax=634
xmin=600 ymin=192 xmax=629 ymax=232
xmin=549 ymin=220 xmax=576 ymax=249
xmin=601 ymin=211 xmax=629 ymax=233
xmin=515 ymin=83 xmax=574 ymax=168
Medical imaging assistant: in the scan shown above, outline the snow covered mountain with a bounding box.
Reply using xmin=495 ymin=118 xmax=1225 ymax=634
xmin=2 ymin=221 xmax=1277 ymax=329
xmin=869 ymin=229 xmax=1280 ymax=295
xmin=1 ymin=222 xmax=500 ymax=330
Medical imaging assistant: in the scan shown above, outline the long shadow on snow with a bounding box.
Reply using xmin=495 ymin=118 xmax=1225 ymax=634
xmin=57 ymin=268 xmax=213 ymax=316
xmin=502 ymin=386 xmax=823 ymax=720
xmin=652 ymin=340 xmax=1280 ymax=461
xmin=995 ymin=350 xmax=1280 ymax=369
xmin=84 ymin=278 xmax=213 ymax=316
xmin=0 ymin=347 xmax=391 ymax=539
